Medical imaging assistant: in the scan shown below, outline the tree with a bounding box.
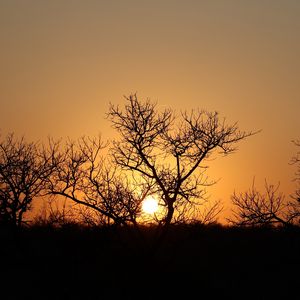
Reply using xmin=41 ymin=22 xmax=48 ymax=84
xmin=108 ymin=94 xmax=255 ymax=227
xmin=0 ymin=134 xmax=55 ymax=227
xmin=229 ymin=140 xmax=300 ymax=227
xmin=288 ymin=139 xmax=300 ymax=224
xmin=47 ymin=136 xmax=146 ymax=226
xmin=228 ymin=180 xmax=293 ymax=227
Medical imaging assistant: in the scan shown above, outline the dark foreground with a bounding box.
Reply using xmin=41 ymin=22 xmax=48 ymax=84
xmin=1 ymin=224 xmax=299 ymax=300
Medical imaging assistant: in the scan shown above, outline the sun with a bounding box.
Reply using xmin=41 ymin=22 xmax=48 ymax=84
xmin=142 ymin=196 xmax=159 ymax=214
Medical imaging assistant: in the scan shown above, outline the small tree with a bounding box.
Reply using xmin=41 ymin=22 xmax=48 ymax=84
xmin=228 ymin=180 xmax=293 ymax=227
xmin=108 ymin=94 xmax=255 ymax=227
xmin=0 ymin=134 xmax=55 ymax=227
xmin=47 ymin=136 xmax=146 ymax=226
xmin=288 ymin=140 xmax=300 ymax=224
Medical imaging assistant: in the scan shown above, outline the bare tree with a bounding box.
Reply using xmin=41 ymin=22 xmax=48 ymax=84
xmin=228 ymin=180 xmax=293 ymax=227
xmin=47 ymin=136 xmax=146 ymax=226
xmin=288 ymin=139 xmax=300 ymax=224
xmin=108 ymin=94 xmax=255 ymax=227
xmin=0 ymin=134 xmax=55 ymax=227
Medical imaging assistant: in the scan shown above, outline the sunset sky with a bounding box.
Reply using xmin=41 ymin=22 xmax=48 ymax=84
xmin=1 ymin=0 xmax=299 ymax=222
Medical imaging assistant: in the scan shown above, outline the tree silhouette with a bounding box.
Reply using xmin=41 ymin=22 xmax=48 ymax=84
xmin=47 ymin=136 xmax=146 ymax=226
xmin=229 ymin=140 xmax=300 ymax=227
xmin=108 ymin=94 xmax=255 ymax=227
xmin=228 ymin=180 xmax=293 ymax=227
xmin=0 ymin=134 xmax=55 ymax=227
xmin=288 ymin=139 xmax=300 ymax=224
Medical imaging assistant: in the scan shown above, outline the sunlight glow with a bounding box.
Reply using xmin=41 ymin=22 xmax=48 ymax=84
xmin=142 ymin=196 xmax=159 ymax=214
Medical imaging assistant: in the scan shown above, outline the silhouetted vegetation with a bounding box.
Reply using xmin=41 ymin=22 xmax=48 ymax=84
xmin=108 ymin=94 xmax=254 ymax=227
xmin=45 ymin=136 xmax=143 ymax=227
xmin=0 ymin=134 xmax=55 ymax=227
xmin=0 ymin=94 xmax=254 ymax=230
xmin=1 ymin=97 xmax=299 ymax=299
xmin=1 ymin=222 xmax=299 ymax=299
xmin=229 ymin=180 xmax=294 ymax=226
xmin=229 ymin=139 xmax=300 ymax=228
xmin=290 ymin=139 xmax=300 ymax=224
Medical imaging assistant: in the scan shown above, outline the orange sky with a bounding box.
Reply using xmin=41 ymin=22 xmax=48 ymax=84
xmin=1 ymin=0 xmax=299 ymax=222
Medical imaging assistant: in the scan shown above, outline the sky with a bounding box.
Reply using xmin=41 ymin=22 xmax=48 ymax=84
xmin=1 ymin=0 xmax=299 ymax=222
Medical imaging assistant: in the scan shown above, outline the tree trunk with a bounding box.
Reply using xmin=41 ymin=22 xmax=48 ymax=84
xmin=164 ymin=202 xmax=174 ymax=226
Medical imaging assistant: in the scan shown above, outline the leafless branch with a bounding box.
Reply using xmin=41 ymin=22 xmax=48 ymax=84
xmin=107 ymin=94 xmax=255 ymax=226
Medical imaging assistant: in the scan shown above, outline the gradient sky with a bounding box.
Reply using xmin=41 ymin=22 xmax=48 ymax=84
xmin=1 ymin=0 xmax=299 ymax=222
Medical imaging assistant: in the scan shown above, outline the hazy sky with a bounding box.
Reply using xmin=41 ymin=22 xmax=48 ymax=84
xmin=1 ymin=0 xmax=299 ymax=221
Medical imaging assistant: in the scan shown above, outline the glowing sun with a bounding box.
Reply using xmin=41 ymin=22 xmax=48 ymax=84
xmin=142 ymin=196 xmax=159 ymax=214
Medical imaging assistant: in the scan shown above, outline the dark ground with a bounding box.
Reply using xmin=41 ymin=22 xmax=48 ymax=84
xmin=1 ymin=224 xmax=299 ymax=300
